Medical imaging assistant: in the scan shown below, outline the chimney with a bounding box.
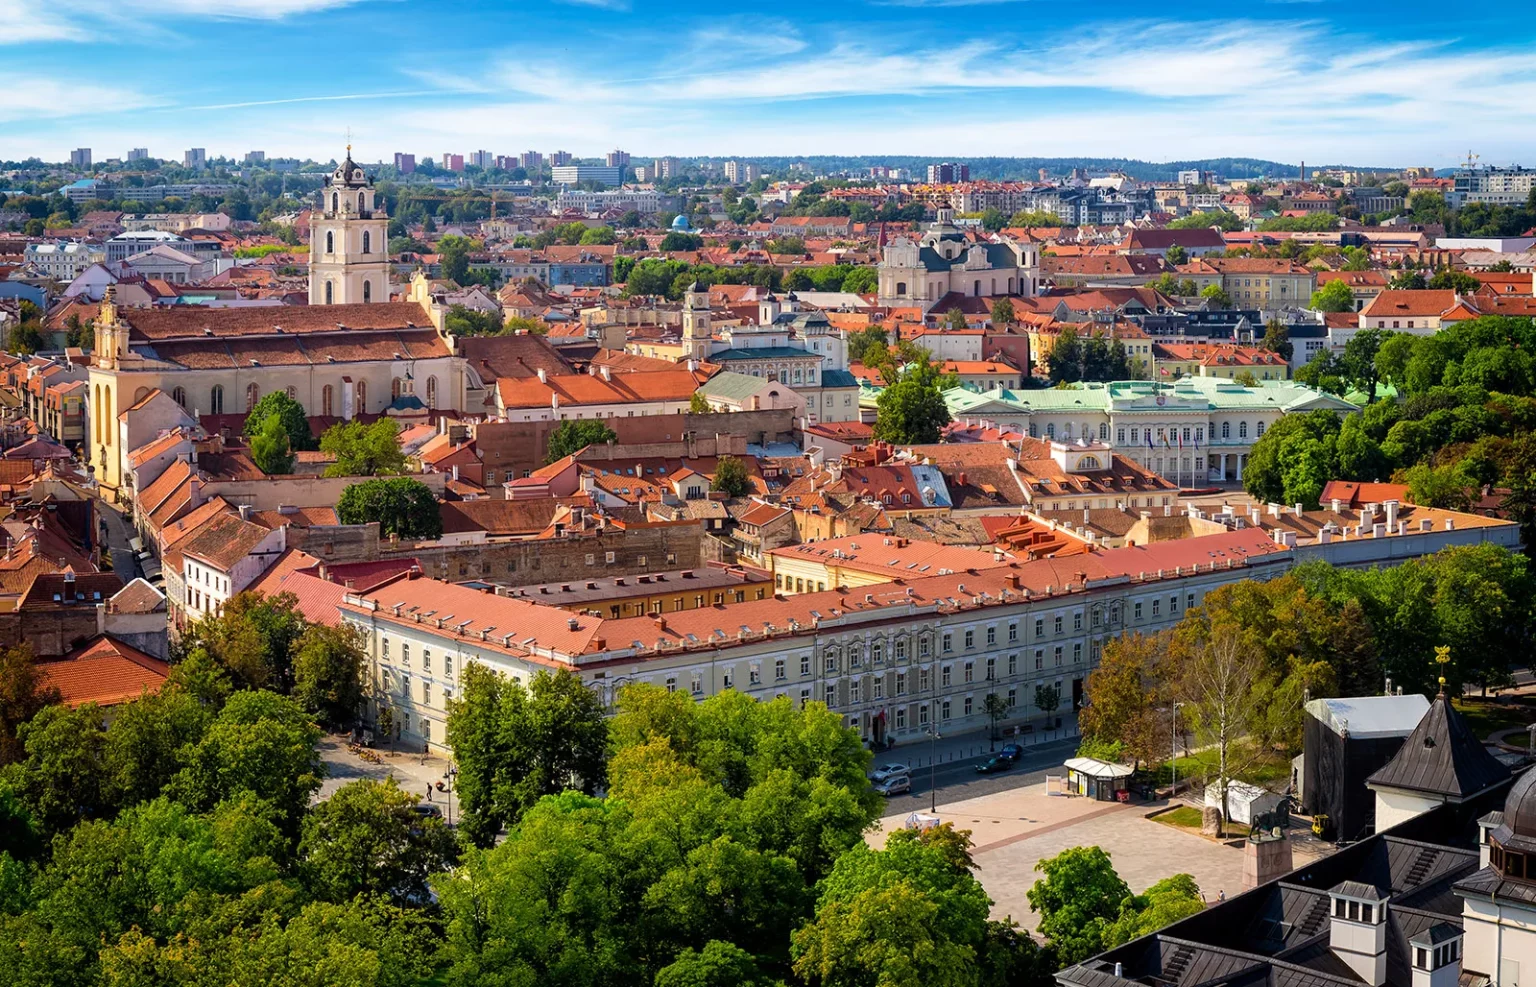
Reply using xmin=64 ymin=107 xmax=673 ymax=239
xmin=1444 ymin=518 xmax=1455 ymax=531
xmin=1383 ymin=500 xmax=1399 ymax=527
xmin=600 ymin=365 xmax=612 ymax=382
xmin=237 ymin=503 xmax=252 ymax=521
xmin=537 ymin=368 xmax=547 ymax=383
xmin=1420 ymin=518 xmax=1433 ymax=531
xmin=1319 ymin=528 xmax=1332 ymax=545
xmin=1331 ymin=498 xmax=1341 ymax=512
xmin=1328 ymin=883 xmax=1389 ymax=986
xmin=1408 ymin=925 xmax=1462 ymax=987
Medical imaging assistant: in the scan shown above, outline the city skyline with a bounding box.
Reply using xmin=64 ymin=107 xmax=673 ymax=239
xmin=5 ymin=1 xmax=1536 ymax=166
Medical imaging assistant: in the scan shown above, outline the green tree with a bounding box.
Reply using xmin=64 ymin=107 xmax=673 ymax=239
xmin=946 ymin=308 xmax=969 ymax=330
xmin=292 ymin=624 xmax=367 ymax=728
xmin=689 ymin=392 xmax=713 ymax=414
xmin=7 ymin=321 xmax=46 ymax=355
xmin=655 ymin=940 xmax=779 ymax=987
xmin=1164 ymin=244 xmax=1188 ymax=266
xmin=1428 ymin=269 xmax=1481 ymax=293
xmin=711 ymin=454 xmax=751 ymax=497
xmin=446 ymin=664 xmax=608 ymax=845
xmin=320 ymin=418 xmax=407 ymax=476
xmin=183 ymin=590 xmax=308 ymax=692
xmin=299 ymin=777 xmax=457 ymax=906
xmin=249 ymin=412 xmax=295 ymax=475
xmin=336 ymin=477 xmax=443 ymax=540
xmin=1008 ymin=210 xmax=1066 ymax=228
xmin=1027 ymin=846 xmax=1131 ymax=964
xmin=1261 ymin=319 xmax=1294 ymax=361
xmin=168 ymin=689 xmax=324 ymax=834
xmin=0 ymin=643 xmax=60 ymax=765
xmin=873 ymin=354 xmax=952 ymax=445
xmin=103 ymin=687 xmax=212 ymax=811
xmin=437 ymin=234 xmax=479 ymax=285
xmin=545 ymin=418 xmax=617 ymax=463
xmin=1047 ymin=326 xmax=1085 ymax=383
xmin=442 ymin=304 xmax=503 ymax=337
xmin=1034 ymin=684 xmax=1061 ymax=725
xmin=1342 ymin=328 xmax=1387 ymax=401
xmin=1078 ymin=633 xmax=1167 ymax=768
xmin=1103 ymin=874 xmax=1206 ymax=948
xmin=1200 ymin=283 xmax=1233 ymax=309
xmin=14 ymin=703 xmax=110 ymax=839
xmin=990 ymin=298 xmax=1016 ymax=325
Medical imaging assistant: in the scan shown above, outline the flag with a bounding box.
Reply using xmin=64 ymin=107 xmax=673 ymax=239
xmin=1194 ymin=433 xmax=1200 ymax=451
xmin=1178 ymin=431 xmax=1183 ymax=450
xmin=1146 ymin=430 xmax=1153 ymax=449
xmin=1163 ymin=433 xmax=1171 ymax=449
xmin=1159 ymin=367 xmax=1169 ymax=376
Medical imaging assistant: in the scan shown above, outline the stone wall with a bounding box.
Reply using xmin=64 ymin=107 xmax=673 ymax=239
xmin=381 ymin=520 xmax=703 ymax=585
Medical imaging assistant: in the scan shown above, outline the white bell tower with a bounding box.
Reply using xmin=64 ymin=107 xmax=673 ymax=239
xmin=309 ymin=147 xmax=392 ymax=306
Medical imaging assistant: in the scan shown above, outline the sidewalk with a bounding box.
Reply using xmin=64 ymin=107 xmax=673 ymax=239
xmin=874 ymin=717 xmax=1080 ymax=769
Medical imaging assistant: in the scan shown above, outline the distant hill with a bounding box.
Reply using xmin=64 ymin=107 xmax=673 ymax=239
xmin=694 ymin=156 xmax=1403 ymax=182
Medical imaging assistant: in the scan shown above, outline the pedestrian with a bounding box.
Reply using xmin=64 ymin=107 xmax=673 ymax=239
xmin=426 ymin=785 xmax=432 ymax=803
xmin=1218 ymin=889 xmax=1225 ymax=902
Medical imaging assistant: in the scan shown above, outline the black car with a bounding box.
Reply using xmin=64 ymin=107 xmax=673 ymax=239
xmin=975 ymin=756 xmax=1012 ymax=774
xmin=998 ymin=744 xmax=1024 ymax=763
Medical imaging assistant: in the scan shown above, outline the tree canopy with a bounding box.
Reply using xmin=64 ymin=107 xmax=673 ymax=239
xmin=546 ymin=418 xmax=617 ymax=463
xmin=336 ymin=477 xmax=443 ymax=540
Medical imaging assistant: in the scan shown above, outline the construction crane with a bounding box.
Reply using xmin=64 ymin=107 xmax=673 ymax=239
xmin=1462 ymin=149 xmax=1481 ymax=170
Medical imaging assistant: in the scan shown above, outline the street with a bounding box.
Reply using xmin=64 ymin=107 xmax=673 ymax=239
xmin=95 ymin=494 xmax=142 ymax=581
xmin=878 ymin=736 xmax=1080 ymax=818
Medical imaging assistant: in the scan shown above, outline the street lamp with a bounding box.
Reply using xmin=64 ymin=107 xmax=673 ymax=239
xmin=926 ymin=725 xmax=941 ymax=813
xmin=1161 ymin=702 xmax=1185 ymax=795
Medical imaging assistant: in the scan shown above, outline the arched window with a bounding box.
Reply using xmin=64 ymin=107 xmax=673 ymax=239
xmin=133 ymin=386 xmax=150 ymax=404
xmin=1045 ymin=423 xmax=1055 ymax=439
xmin=362 ymin=231 xmax=370 ymax=254
xmin=326 ymin=231 xmax=334 ymax=255
xmin=331 ymin=192 xmax=338 ymax=212
xmin=362 ymin=281 xmax=371 ymax=303
xmin=1239 ymin=421 xmax=1248 ymax=439
xmin=325 ymin=281 xmax=334 ymax=305
xmin=1099 ymin=423 xmax=1109 ymax=440
xmin=425 ymin=376 xmax=437 ymax=408
xmin=1221 ymin=421 xmax=1230 ymax=439
xmin=103 ymin=386 xmax=111 ymax=444
xmin=355 ymin=381 xmax=366 ymax=410
xmin=322 ymin=385 xmax=334 ymax=417
xmin=1256 ymin=421 xmax=1266 ymax=437
xmin=172 ymin=386 xmax=186 ymax=408
xmin=246 ymin=383 xmax=259 ymax=411
xmin=973 ymin=279 xmax=981 ymax=296
xmin=93 ymin=385 xmax=101 ymax=444
xmin=391 ymin=377 xmax=402 ymax=400
xmin=209 ymin=385 xmax=223 ymax=414
xmin=286 ymin=386 xmax=296 ymax=400
xmin=358 ymin=192 xmax=366 ymax=212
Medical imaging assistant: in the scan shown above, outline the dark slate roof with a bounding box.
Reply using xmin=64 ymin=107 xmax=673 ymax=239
xmin=1366 ymin=694 xmax=1510 ymax=800
xmin=710 ymin=347 xmax=821 ymax=361
xmin=1453 ymin=865 xmax=1536 ymax=908
xmin=915 ymin=242 xmax=1019 ymax=272
xmin=1408 ymin=923 xmax=1461 ymax=948
xmin=820 ymin=369 xmax=859 ymax=388
xmin=1332 ymin=879 xmax=1385 ymax=901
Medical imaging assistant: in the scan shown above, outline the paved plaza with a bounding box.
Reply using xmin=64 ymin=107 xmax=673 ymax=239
xmin=874 ymin=781 xmax=1332 ymax=929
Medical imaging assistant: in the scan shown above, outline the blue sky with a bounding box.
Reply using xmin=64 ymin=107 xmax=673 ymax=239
xmin=6 ymin=0 xmax=1536 ymax=168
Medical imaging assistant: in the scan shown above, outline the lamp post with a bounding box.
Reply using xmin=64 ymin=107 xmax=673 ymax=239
xmin=926 ymin=726 xmax=941 ymax=813
xmin=1161 ymin=702 xmax=1185 ymax=795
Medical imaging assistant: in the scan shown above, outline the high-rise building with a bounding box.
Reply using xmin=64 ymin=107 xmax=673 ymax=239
xmin=606 ymin=149 xmax=630 ymax=168
xmin=310 ymin=149 xmax=391 ymax=306
xmin=70 ymin=148 xmax=92 ymax=169
xmin=655 ymin=157 xmax=681 ymax=179
xmin=550 ymin=165 xmax=621 ymax=186
xmin=127 ymin=148 xmax=150 ymax=162
xmin=926 ymin=162 xmax=969 ymax=183
xmin=393 ymin=152 xmax=416 ymax=174
xmin=549 ymin=150 xmax=572 ymax=167
xmin=184 ymin=148 xmax=207 ymax=169
xmin=724 ymin=160 xmax=760 ymax=184
xmin=519 ymin=151 xmax=543 ymax=172
xmin=632 ymin=164 xmax=654 ymax=183
xmin=468 ymin=150 xmax=494 ymax=169
xmin=442 ymin=153 xmax=465 ymax=173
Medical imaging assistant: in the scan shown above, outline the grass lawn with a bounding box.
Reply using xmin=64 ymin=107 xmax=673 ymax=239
xmin=1453 ymin=699 xmax=1536 ymax=741
xmin=1161 ymin=743 xmax=1292 ymax=790
xmin=1153 ymin=804 xmax=1250 ymax=838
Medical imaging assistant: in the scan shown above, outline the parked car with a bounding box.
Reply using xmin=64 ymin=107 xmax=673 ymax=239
xmin=870 ymin=763 xmax=910 ymax=782
xmin=873 ymin=775 xmax=912 ymax=796
xmin=975 ymin=756 xmax=1012 ymax=775
xmin=998 ymin=744 xmax=1024 ymax=763
xmin=411 ymin=804 xmax=444 ymax=819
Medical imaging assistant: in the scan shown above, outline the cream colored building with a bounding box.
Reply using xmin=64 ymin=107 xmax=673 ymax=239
xmin=87 ymin=292 xmax=466 ymax=494
xmin=309 ymin=148 xmax=392 ymax=306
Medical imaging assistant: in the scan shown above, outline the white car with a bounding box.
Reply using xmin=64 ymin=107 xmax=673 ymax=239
xmin=870 ymin=763 xmax=911 ymax=782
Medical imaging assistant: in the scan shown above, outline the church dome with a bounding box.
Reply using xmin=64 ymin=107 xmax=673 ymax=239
xmin=330 ymin=150 xmax=371 ymax=189
xmin=1503 ymin=768 xmax=1536 ymax=845
xmin=671 ymin=214 xmax=692 ymax=231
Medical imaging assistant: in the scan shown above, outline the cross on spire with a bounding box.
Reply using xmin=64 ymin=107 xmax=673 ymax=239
xmin=1435 ymin=645 xmax=1451 ymax=697
xmin=345 ymin=128 xmax=353 ymax=156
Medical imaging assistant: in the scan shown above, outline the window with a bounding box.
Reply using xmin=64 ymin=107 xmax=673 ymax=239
xmin=1239 ymin=421 xmax=1248 ymax=439
xmin=401 ymin=643 xmax=410 ymax=667
xmin=209 ymin=385 xmax=224 ymax=414
xmin=326 ymin=231 xmax=334 ymax=254
xmin=355 ymin=380 xmax=366 ymax=410
xmin=1035 ymin=649 xmax=1044 ymax=670
xmin=382 ymin=637 xmax=390 ymax=660
xmin=895 ymin=638 xmax=907 ymax=660
xmin=896 ymin=671 xmax=907 ymax=695
xmin=775 ymin=658 xmax=785 ymax=680
xmin=800 ymin=688 xmax=811 ymax=708
xmin=362 ymin=230 xmax=371 ymax=254
xmin=919 ymin=636 xmax=931 ymax=658
xmin=1256 ymin=421 xmax=1266 ymax=437
xmin=444 ymin=654 xmax=453 ymax=676
xmin=1134 ymin=601 xmax=1143 ymax=620
xmin=872 ymin=641 xmax=883 ymax=663
xmin=1073 ymin=643 xmax=1082 ymax=664
xmin=986 ymin=626 xmax=996 ymax=646
xmin=1008 ymin=654 xmax=1017 ymax=675
xmin=1035 ymin=618 xmax=1044 ymax=637
xmin=1152 ymin=599 xmax=1161 ymax=617
xmin=422 ymin=681 xmax=432 ymax=705
xmin=941 ymin=700 xmax=951 ymax=721
xmin=896 ymin=706 xmax=907 ymax=729
xmin=942 ymin=665 xmax=952 ymax=687
xmin=363 ymin=280 xmax=372 ymax=303
xmin=1221 ymin=421 xmax=1230 ymax=439
xmin=919 ymin=668 xmax=930 ymax=691
xmin=1170 ymin=594 xmax=1179 ymax=615
xmin=605 ymin=551 xmax=615 ymax=564
xmin=1073 ymin=612 xmax=1083 ymax=632
xmin=665 ymin=676 xmax=677 ymax=693
xmin=245 ymin=382 xmax=259 ymax=412
xmin=964 ymin=696 xmax=973 ymax=716
xmin=585 ymin=553 xmax=595 ymax=566
xmin=358 ymin=191 xmax=366 ymax=211
xmin=749 ymin=662 xmax=761 ymax=685
xmin=426 ymin=375 xmax=437 ymax=408
xmin=942 ymin=632 xmax=952 ymax=653
xmin=421 ymin=649 xmax=431 ymax=673
xmin=919 ymin=703 xmax=930 ymax=726
xmin=825 ymin=684 xmax=836 ymax=707
xmin=801 ymin=655 xmax=811 ymax=676
xmin=825 ymin=653 xmax=838 ymax=673
xmin=691 ymin=674 xmax=702 ymax=695
xmin=986 ymin=657 xmax=996 ymax=680
xmin=1008 ymin=622 xmax=1017 ymax=642
xmin=1008 ymin=688 xmax=1017 ymax=708
xmin=1053 ymin=615 xmax=1063 ymax=634
xmin=325 ymin=281 xmax=334 ymax=304
xmin=1054 ymin=646 xmax=1063 ymax=667
xmin=172 ymin=386 xmax=186 ymax=408
xmin=964 ymin=661 xmax=974 ymax=683
xmin=331 ymin=192 xmax=338 ymax=212
xmin=850 ymin=680 xmax=861 ymax=703
xmin=964 ymin=630 xmax=974 ymax=650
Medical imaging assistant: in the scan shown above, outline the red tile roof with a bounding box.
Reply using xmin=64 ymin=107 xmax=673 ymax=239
xmin=40 ymin=635 xmax=169 ymax=707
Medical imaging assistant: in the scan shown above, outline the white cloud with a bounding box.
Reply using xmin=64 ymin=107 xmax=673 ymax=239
xmin=555 ymin=0 xmax=631 ymax=10
xmin=688 ymin=17 xmax=807 ymax=57
xmin=0 ymin=74 xmax=156 ymax=124
xmin=0 ymin=0 xmax=380 ymax=40
xmin=0 ymin=0 xmax=89 ymax=42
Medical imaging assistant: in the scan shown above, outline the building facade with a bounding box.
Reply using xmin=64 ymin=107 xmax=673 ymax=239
xmin=308 ymin=149 xmax=392 ymax=306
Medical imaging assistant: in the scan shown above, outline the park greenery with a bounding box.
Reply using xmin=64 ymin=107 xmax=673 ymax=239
xmin=1252 ymin=317 xmax=1536 ymax=540
xmin=320 ymin=418 xmax=408 ymax=477
xmin=1046 ymin=327 xmax=1141 ymax=383
xmin=1078 ymin=546 xmax=1534 ymax=830
xmin=873 ymin=349 xmax=956 ymax=445
xmin=546 ymin=418 xmax=617 ymax=463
